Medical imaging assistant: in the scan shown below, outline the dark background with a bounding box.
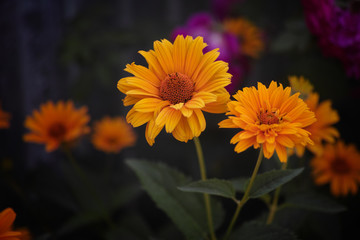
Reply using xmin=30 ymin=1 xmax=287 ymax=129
xmin=1 ymin=0 xmax=359 ymax=239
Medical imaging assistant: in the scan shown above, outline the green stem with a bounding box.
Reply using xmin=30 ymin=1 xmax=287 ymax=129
xmin=266 ymin=161 xmax=287 ymax=225
xmin=62 ymin=146 xmax=115 ymax=228
xmin=193 ymin=137 xmax=216 ymax=240
xmin=223 ymin=146 xmax=264 ymax=240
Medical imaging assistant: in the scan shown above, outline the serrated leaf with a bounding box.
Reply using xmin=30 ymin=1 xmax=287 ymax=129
xmin=249 ymin=168 xmax=304 ymax=198
xmin=229 ymin=221 xmax=299 ymax=240
xmin=178 ymin=179 xmax=235 ymax=199
xmin=284 ymin=192 xmax=346 ymax=213
xmin=126 ymin=159 xmax=224 ymax=240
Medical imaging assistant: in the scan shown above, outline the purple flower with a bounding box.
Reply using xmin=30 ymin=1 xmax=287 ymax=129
xmin=171 ymin=12 xmax=245 ymax=93
xmin=302 ymin=0 xmax=360 ymax=79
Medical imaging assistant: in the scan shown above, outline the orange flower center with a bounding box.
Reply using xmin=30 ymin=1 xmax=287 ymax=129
xmin=331 ymin=158 xmax=350 ymax=174
xmin=159 ymin=72 xmax=195 ymax=104
xmin=259 ymin=110 xmax=280 ymax=125
xmin=48 ymin=122 xmax=66 ymax=139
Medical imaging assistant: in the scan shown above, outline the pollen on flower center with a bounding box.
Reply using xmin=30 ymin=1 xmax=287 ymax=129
xmin=331 ymin=158 xmax=350 ymax=174
xmin=159 ymin=72 xmax=195 ymax=104
xmin=258 ymin=110 xmax=280 ymax=125
xmin=48 ymin=122 xmax=66 ymax=139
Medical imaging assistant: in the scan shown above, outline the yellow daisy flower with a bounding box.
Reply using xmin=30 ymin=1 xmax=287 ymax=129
xmin=0 ymin=103 xmax=11 ymax=129
xmin=224 ymin=17 xmax=264 ymax=58
xmin=92 ymin=116 xmax=136 ymax=154
xmin=0 ymin=208 xmax=21 ymax=240
xmin=219 ymin=81 xmax=316 ymax=163
xmin=294 ymin=92 xmax=340 ymax=157
xmin=117 ymin=35 xmax=231 ymax=145
xmin=311 ymin=141 xmax=360 ymax=197
xmin=23 ymin=101 xmax=90 ymax=152
xmin=288 ymin=75 xmax=314 ymax=99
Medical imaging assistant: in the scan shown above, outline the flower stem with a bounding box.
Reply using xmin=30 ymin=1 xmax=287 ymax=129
xmin=193 ymin=137 xmax=216 ymax=240
xmin=266 ymin=161 xmax=287 ymax=225
xmin=223 ymin=146 xmax=264 ymax=240
xmin=62 ymin=145 xmax=115 ymax=228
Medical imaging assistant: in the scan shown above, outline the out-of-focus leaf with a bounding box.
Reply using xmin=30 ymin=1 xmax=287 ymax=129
xmin=126 ymin=159 xmax=224 ymax=240
xmin=229 ymin=221 xmax=299 ymax=240
xmin=283 ymin=192 xmax=346 ymax=213
xmin=271 ymin=19 xmax=310 ymax=53
xmin=249 ymin=168 xmax=304 ymax=198
xmin=57 ymin=211 xmax=102 ymax=236
xmin=231 ymin=177 xmax=248 ymax=192
xmin=178 ymin=179 xmax=235 ymax=199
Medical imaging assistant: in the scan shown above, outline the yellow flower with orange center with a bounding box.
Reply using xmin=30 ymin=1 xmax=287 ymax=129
xmin=294 ymin=92 xmax=340 ymax=157
xmin=0 ymin=103 xmax=11 ymax=129
xmin=117 ymin=35 xmax=231 ymax=145
xmin=224 ymin=17 xmax=264 ymax=58
xmin=0 ymin=208 xmax=21 ymax=240
xmin=23 ymin=101 xmax=90 ymax=152
xmin=311 ymin=141 xmax=360 ymax=197
xmin=92 ymin=116 xmax=136 ymax=153
xmin=219 ymin=81 xmax=316 ymax=163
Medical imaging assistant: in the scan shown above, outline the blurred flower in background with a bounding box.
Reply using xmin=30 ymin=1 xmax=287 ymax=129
xmin=302 ymin=0 xmax=360 ymax=79
xmin=311 ymin=141 xmax=360 ymax=196
xmin=91 ymin=116 xmax=136 ymax=154
xmin=23 ymin=101 xmax=90 ymax=152
xmin=171 ymin=12 xmax=264 ymax=93
xmin=289 ymin=76 xmax=340 ymax=156
xmin=219 ymin=81 xmax=316 ymax=163
xmin=118 ymin=35 xmax=231 ymax=145
xmin=0 ymin=103 xmax=11 ymax=129
xmin=0 ymin=208 xmax=21 ymax=240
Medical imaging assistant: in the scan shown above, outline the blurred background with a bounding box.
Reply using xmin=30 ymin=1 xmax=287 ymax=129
xmin=1 ymin=0 xmax=360 ymax=239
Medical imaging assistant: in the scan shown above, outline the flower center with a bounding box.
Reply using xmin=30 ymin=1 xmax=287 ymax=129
xmin=48 ymin=122 xmax=66 ymax=139
xmin=330 ymin=158 xmax=350 ymax=175
xmin=258 ymin=110 xmax=280 ymax=125
xmin=159 ymin=72 xmax=195 ymax=104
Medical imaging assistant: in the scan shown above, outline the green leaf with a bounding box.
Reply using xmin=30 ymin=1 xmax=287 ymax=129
xmin=284 ymin=192 xmax=346 ymax=213
xmin=178 ymin=179 xmax=235 ymax=199
xmin=231 ymin=177 xmax=248 ymax=192
xmin=249 ymin=168 xmax=304 ymax=198
xmin=126 ymin=159 xmax=224 ymax=240
xmin=229 ymin=221 xmax=299 ymax=240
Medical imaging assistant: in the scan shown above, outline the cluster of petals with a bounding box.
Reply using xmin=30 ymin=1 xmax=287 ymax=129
xmin=0 ymin=208 xmax=21 ymax=240
xmin=0 ymin=103 xmax=11 ymax=129
xmin=311 ymin=141 xmax=360 ymax=196
xmin=302 ymin=0 xmax=360 ymax=79
xmin=91 ymin=116 xmax=136 ymax=154
xmin=219 ymin=81 xmax=317 ymax=163
xmin=23 ymin=101 xmax=90 ymax=152
xmin=118 ymin=35 xmax=231 ymax=145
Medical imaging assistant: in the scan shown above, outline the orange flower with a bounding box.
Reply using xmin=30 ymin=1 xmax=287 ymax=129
xmin=118 ymin=35 xmax=231 ymax=145
xmin=0 ymin=208 xmax=21 ymax=240
xmin=23 ymin=101 xmax=90 ymax=152
xmin=294 ymin=92 xmax=340 ymax=156
xmin=92 ymin=116 xmax=136 ymax=153
xmin=224 ymin=17 xmax=264 ymax=58
xmin=0 ymin=103 xmax=11 ymax=129
xmin=311 ymin=141 xmax=360 ymax=197
xmin=219 ymin=81 xmax=316 ymax=163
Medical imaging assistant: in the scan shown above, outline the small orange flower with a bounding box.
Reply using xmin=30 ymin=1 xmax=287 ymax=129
xmin=118 ymin=35 xmax=231 ymax=145
xmin=294 ymin=92 xmax=340 ymax=156
xmin=0 ymin=208 xmax=21 ymax=240
xmin=224 ymin=17 xmax=264 ymax=58
xmin=219 ymin=81 xmax=316 ymax=163
xmin=23 ymin=101 xmax=90 ymax=152
xmin=0 ymin=103 xmax=11 ymax=129
xmin=92 ymin=116 xmax=136 ymax=153
xmin=311 ymin=141 xmax=360 ymax=197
